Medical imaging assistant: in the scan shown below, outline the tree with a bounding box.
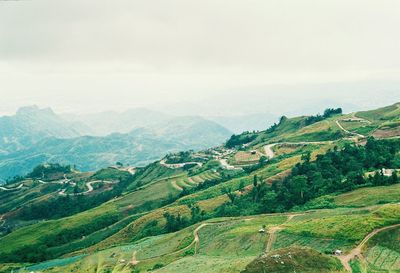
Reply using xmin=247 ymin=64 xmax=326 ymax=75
xmin=301 ymin=152 xmax=311 ymax=163
xmin=239 ymin=180 xmax=246 ymax=193
xmin=391 ymin=172 xmax=399 ymax=184
xmin=253 ymin=175 xmax=258 ymax=187
xmin=222 ymin=187 xmax=236 ymax=203
xmin=288 ymin=175 xmax=308 ymax=204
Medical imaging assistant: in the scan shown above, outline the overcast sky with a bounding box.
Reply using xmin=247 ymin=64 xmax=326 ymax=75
xmin=0 ymin=0 xmax=399 ymax=115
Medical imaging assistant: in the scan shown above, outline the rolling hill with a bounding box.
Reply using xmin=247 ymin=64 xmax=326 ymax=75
xmin=0 ymin=107 xmax=232 ymax=181
xmin=0 ymin=102 xmax=399 ymax=273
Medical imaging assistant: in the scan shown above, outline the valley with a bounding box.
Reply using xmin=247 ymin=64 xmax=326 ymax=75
xmin=0 ymin=103 xmax=399 ymax=273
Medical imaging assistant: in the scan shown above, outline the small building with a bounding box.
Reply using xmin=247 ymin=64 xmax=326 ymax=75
xmin=333 ymin=249 xmax=342 ymax=255
xmin=250 ymin=150 xmax=257 ymax=155
xmin=382 ymin=168 xmax=394 ymax=177
xmin=259 ymin=228 xmax=266 ymax=233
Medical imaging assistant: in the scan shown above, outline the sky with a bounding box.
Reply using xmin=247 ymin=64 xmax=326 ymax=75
xmin=0 ymin=0 xmax=400 ymax=115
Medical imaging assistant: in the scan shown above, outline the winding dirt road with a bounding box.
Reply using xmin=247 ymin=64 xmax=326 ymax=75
xmin=264 ymin=213 xmax=303 ymax=253
xmin=130 ymin=222 xmax=212 ymax=269
xmin=263 ymin=141 xmax=332 ymax=161
xmin=264 ymin=144 xmax=277 ymax=159
xmin=0 ymin=183 xmax=23 ymax=191
xmin=59 ymin=180 xmax=117 ymax=196
xmin=218 ymin=158 xmax=242 ymax=170
xmin=160 ymin=160 xmax=203 ymax=169
xmin=130 ymin=251 xmax=139 ymax=266
xmin=336 ymin=120 xmax=366 ymax=138
xmin=194 ymin=223 xmax=210 ymax=254
xmin=338 ymin=223 xmax=400 ymax=272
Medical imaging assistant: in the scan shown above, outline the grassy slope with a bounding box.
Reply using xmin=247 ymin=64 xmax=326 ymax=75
xmin=242 ymin=247 xmax=345 ymax=273
xmin=3 ymin=103 xmax=400 ymax=272
xmin=0 ymin=168 xmax=183 ymax=257
xmin=21 ymin=203 xmax=399 ymax=273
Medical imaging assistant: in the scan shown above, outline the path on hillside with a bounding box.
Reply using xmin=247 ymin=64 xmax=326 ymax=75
xmin=263 ymin=141 xmax=333 ymax=161
xmin=130 ymin=251 xmax=139 ymax=266
xmin=264 ymin=144 xmax=277 ymax=159
xmin=219 ymin=141 xmax=333 ymax=170
xmin=59 ymin=180 xmax=117 ymax=196
xmin=170 ymin=180 xmax=183 ymax=191
xmin=193 ymin=223 xmax=211 ymax=254
xmin=338 ymin=223 xmax=400 ymax=272
xmin=0 ymin=183 xmax=23 ymax=191
xmin=129 ymin=222 xmax=212 ymax=268
xmin=39 ymin=174 xmax=74 ymax=186
xmin=125 ymin=167 xmax=136 ymax=175
xmin=218 ymin=158 xmax=242 ymax=170
xmin=264 ymin=213 xmax=303 ymax=253
xmin=336 ymin=120 xmax=366 ymax=138
xmin=130 ymin=212 xmax=309 ymax=271
xmin=344 ymin=113 xmax=371 ymax=124
xmin=160 ymin=159 xmax=203 ymax=169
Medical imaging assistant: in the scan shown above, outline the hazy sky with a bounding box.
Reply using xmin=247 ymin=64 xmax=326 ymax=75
xmin=0 ymin=0 xmax=400 ymax=115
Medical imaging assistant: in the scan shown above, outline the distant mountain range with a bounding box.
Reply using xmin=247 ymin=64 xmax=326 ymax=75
xmin=61 ymin=108 xmax=173 ymax=136
xmin=63 ymin=108 xmax=277 ymax=135
xmin=0 ymin=106 xmax=84 ymax=155
xmin=0 ymin=106 xmax=232 ymax=180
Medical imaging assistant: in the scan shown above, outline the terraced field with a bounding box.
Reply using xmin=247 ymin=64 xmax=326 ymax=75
xmin=172 ymin=171 xmax=221 ymax=190
xmin=350 ymin=226 xmax=400 ymax=272
xmin=1 ymin=103 xmax=400 ymax=273
xmin=15 ymin=203 xmax=399 ymax=273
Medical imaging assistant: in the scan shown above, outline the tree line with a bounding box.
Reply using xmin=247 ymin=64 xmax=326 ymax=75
xmin=216 ymin=138 xmax=399 ymax=216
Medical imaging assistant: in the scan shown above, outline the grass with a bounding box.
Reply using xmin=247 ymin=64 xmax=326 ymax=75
xmin=272 ymin=231 xmax=353 ymax=253
xmin=0 ymin=170 xmax=183 ymax=259
xmin=285 ymin=204 xmax=400 ymax=244
xmin=242 ymin=247 xmax=345 ymax=273
xmin=333 ymin=183 xmax=400 ymax=207
xmin=49 ymin=213 xmax=144 ymax=258
xmin=13 ymin=204 xmax=399 ymax=273
xmin=253 ymin=117 xmax=345 ymax=146
xmin=356 ymin=102 xmax=400 ymax=123
xmin=230 ymin=151 xmax=260 ymax=165
xmin=23 ymin=255 xmax=87 ymax=272
xmin=360 ymin=226 xmax=400 ymax=272
xmin=173 ymin=171 xmax=221 ymax=190
xmin=198 ymin=215 xmax=287 ymax=257
xmin=155 ymin=255 xmax=253 ymax=273
xmin=91 ymin=167 xmax=132 ymax=181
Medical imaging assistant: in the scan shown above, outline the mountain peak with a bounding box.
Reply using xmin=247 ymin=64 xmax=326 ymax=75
xmin=16 ymin=105 xmax=55 ymax=116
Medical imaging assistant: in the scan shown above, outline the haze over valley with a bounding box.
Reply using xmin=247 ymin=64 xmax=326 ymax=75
xmin=1 ymin=1 xmax=400 ymax=273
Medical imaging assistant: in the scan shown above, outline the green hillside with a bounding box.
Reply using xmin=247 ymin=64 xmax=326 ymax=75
xmin=0 ymin=103 xmax=399 ymax=273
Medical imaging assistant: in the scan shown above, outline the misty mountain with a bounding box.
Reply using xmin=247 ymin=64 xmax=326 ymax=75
xmin=0 ymin=109 xmax=231 ymax=180
xmin=62 ymin=108 xmax=173 ymax=136
xmin=0 ymin=106 xmax=88 ymax=155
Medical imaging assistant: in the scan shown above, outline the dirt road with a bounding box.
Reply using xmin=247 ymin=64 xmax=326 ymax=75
xmin=0 ymin=183 xmax=23 ymax=191
xmin=338 ymin=223 xmax=400 ymax=272
xmin=160 ymin=159 xmax=203 ymax=169
xmin=130 ymin=222 xmax=212 ymax=269
xmin=59 ymin=180 xmax=117 ymax=196
xmin=264 ymin=144 xmax=277 ymax=159
xmin=336 ymin=120 xmax=365 ymax=138
xmin=263 ymin=141 xmax=332 ymax=161
xmin=218 ymin=158 xmax=242 ymax=170
xmin=264 ymin=213 xmax=303 ymax=253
